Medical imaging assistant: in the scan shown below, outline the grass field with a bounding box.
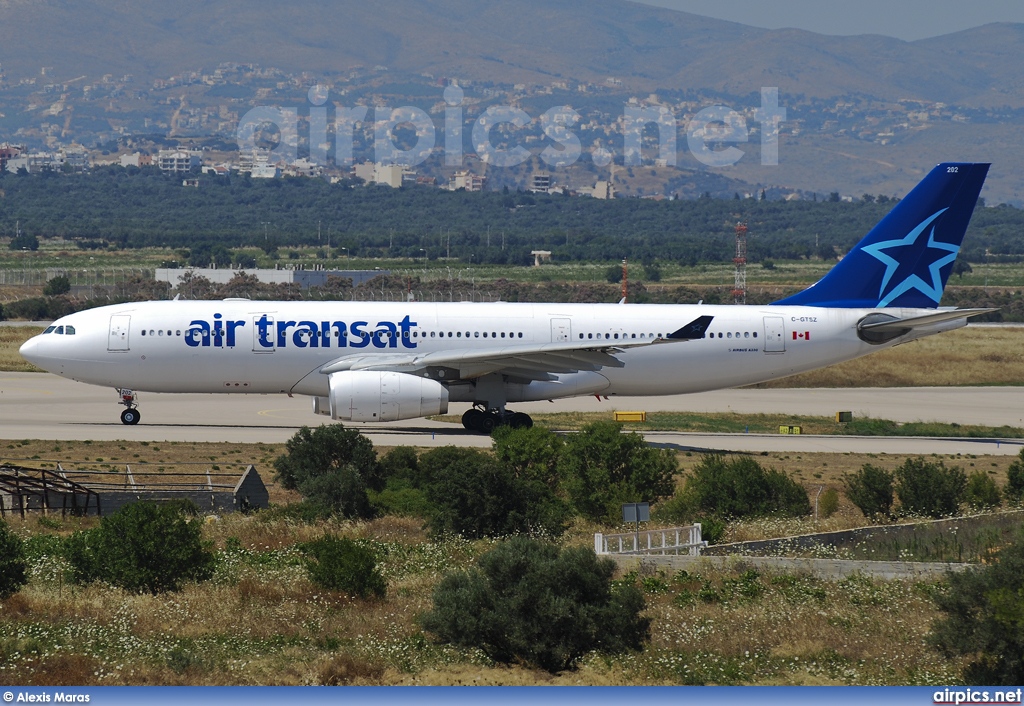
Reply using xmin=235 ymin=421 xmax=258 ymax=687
xmin=6 ymin=437 xmax=1018 ymax=685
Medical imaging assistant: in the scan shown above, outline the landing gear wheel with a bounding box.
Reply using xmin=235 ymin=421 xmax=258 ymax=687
xmin=510 ymin=412 xmax=533 ymax=429
xmin=479 ymin=413 xmax=497 ymax=434
xmin=462 ymin=409 xmax=485 ymax=431
xmin=120 ymin=408 xmax=141 ymax=426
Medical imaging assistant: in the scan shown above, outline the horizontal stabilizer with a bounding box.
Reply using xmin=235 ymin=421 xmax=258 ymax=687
xmin=857 ymin=308 xmax=997 ymax=343
xmin=859 ymin=308 xmax=998 ymax=332
xmin=667 ymin=315 xmax=715 ymax=340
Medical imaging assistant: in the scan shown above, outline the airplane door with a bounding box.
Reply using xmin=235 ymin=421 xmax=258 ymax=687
xmin=551 ymin=318 xmax=571 ymax=342
xmin=763 ymin=316 xmax=785 ymax=353
xmin=252 ymin=315 xmax=275 ymax=352
xmin=108 ymin=314 xmax=130 ymax=351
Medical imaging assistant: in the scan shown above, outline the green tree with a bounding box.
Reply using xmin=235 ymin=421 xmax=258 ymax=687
xmin=64 ymin=502 xmax=215 ymax=594
xmin=43 ymin=274 xmax=71 ymax=296
xmin=931 ymin=531 xmax=1024 ymax=684
xmin=0 ymin=519 xmax=28 ymax=599
xmin=559 ymin=422 xmax=677 ymax=523
xmin=1006 ymin=449 xmax=1024 ymax=503
xmin=895 ymin=457 xmax=967 ymax=518
xmin=420 ymin=537 xmax=649 ymax=673
xmin=273 ymin=425 xmax=380 ymax=518
xmin=419 ymin=447 xmax=568 ymax=538
xmin=844 ymin=464 xmax=895 ymax=519
xmin=9 ymin=233 xmax=39 ymax=250
xmin=301 ymin=535 xmax=385 ymax=599
xmin=964 ymin=470 xmax=1002 ymax=511
xmin=491 ymin=425 xmax=563 ymax=489
xmin=678 ymin=454 xmax=811 ymax=519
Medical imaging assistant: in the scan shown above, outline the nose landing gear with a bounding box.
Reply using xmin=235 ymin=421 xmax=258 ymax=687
xmin=118 ymin=389 xmax=141 ymax=425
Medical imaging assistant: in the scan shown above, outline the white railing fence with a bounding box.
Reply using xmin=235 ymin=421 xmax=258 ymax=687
xmin=595 ymin=524 xmax=707 ymax=557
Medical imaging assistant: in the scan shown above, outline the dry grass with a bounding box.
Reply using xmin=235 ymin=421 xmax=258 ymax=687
xmin=0 ymin=439 xmax=1014 ymax=685
xmin=0 ymin=326 xmax=43 ymax=372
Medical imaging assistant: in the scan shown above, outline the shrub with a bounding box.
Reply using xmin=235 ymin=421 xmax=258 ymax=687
xmin=930 ymin=530 xmax=1024 ymax=684
xmin=843 ymin=464 xmax=895 ymax=519
xmin=419 ymin=447 xmax=568 ymax=538
xmin=420 ymin=537 xmax=649 ymax=673
xmin=895 ymin=457 xmax=967 ymax=518
xmin=1006 ymin=450 xmax=1024 ymax=503
xmin=681 ymin=454 xmax=811 ymax=520
xmin=559 ymin=422 xmax=677 ymax=523
xmin=0 ymin=519 xmax=28 ymax=599
xmin=64 ymin=502 xmax=215 ymax=594
xmin=818 ymin=488 xmax=840 ymax=518
xmin=273 ymin=425 xmax=380 ymax=519
xmin=301 ymin=535 xmax=385 ymax=599
xmin=43 ymin=274 xmax=71 ymax=296
xmin=964 ymin=471 xmax=1002 ymax=511
xmin=491 ymin=425 xmax=563 ymax=489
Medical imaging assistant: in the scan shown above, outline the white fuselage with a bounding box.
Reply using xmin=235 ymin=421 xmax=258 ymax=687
xmin=20 ymin=300 xmax=959 ymax=407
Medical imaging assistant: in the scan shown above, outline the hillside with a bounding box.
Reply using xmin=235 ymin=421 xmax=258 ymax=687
xmin=1 ymin=0 xmax=1024 ymax=106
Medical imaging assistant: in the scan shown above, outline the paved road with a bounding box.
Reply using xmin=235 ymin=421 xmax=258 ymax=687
xmin=2 ymin=372 xmax=1021 ymax=454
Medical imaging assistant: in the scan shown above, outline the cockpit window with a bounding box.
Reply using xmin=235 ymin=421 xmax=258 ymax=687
xmin=44 ymin=326 xmax=56 ymax=334
xmin=65 ymin=326 xmax=76 ymax=335
xmin=54 ymin=326 xmax=64 ymax=335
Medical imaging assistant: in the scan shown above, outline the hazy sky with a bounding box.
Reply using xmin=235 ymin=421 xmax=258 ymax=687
xmin=636 ymin=0 xmax=1024 ymax=40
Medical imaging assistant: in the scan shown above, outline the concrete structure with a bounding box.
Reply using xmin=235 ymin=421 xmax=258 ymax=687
xmin=610 ymin=554 xmax=972 ymax=581
xmin=531 ymin=250 xmax=552 ymax=266
xmin=530 ymin=173 xmax=552 ymax=192
xmin=155 ymin=267 xmax=389 ymax=289
xmin=119 ymin=152 xmax=153 ymax=168
xmin=353 ymin=161 xmax=414 ymax=188
xmin=157 ymin=149 xmax=201 ymax=173
xmin=449 ymin=170 xmax=486 ymax=192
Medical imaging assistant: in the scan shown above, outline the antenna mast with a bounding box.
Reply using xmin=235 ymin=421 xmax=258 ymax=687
xmin=732 ymin=222 xmax=748 ymax=305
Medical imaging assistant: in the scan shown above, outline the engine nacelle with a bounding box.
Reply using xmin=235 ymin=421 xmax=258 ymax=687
xmin=328 ymin=371 xmax=449 ymax=422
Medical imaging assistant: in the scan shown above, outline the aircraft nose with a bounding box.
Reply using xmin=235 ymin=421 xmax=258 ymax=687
xmin=19 ymin=335 xmax=47 ymax=369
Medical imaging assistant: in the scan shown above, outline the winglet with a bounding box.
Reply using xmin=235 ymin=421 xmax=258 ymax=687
xmin=667 ymin=315 xmax=714 ymax=340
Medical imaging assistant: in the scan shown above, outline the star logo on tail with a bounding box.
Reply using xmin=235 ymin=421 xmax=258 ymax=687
xmin=861 ymin=208 xmax=959 ymax=308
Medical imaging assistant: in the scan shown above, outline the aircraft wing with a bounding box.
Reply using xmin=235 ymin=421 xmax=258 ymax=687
xmin=319 ymin=315 xmax=713 ymax=380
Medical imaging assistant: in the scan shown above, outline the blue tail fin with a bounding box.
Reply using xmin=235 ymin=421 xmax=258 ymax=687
xmin=772 ymin=163 xmax=989 ymax=308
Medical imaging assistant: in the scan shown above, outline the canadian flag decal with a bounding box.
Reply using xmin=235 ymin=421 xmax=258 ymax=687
xmin=793 ymin=331 xmax=811 ymax=341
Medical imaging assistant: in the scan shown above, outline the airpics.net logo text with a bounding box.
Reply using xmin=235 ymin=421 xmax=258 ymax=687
xmin=236 ymin=86 xmax=786 ymax=171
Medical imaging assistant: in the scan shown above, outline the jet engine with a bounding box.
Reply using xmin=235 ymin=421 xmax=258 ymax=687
xmin=328 ymin=371 xmax=449 ymax=422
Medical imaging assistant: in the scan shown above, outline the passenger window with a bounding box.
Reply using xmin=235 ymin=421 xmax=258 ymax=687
xmin=588 ymin=333 xmax=593 ymax=339
xmin=475 ymin=332 xmax=479 ymax=338
xmin=753 ymin=332 xmax=758 ymax=338
xmin=141 ymin=330 xmax=146 ymax=336
xmin=745 ymin=332 xmax=750 ymax=338
xmin=518 ymin=333 xmax=523 ymax=338
xmin=501 ymin=332 xmax=506 ymax=338
xmin=492 ymin=332 xmax=496 ymax=338
xmin=614 ymin=333 xmax=619 ymax=339
xmin=457 ymin=332 xmax=462 ymax=337
xmin=727 ymin=332 xmax=732 ymax=338
xmin=579 ymin=334 xmax=584 ymax=339
xmin=631 ymin=333 xmax=636 ymax=339
xmin=640 ymin=333 xmax=645 ymax=339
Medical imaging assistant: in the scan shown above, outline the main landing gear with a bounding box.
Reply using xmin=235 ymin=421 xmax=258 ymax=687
xmin=461 ymin=407 xmax=533 ymax=433
xmin=118 ymin=389 xmax=141 ymax=425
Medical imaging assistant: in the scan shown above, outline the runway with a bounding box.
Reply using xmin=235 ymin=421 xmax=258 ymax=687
xmin=2 ymin=372 xmax=1021 ymax=454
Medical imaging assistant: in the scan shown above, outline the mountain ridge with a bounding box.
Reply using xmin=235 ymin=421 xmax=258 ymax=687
xmin=2 ymin=0 xmax=1024 ymax=107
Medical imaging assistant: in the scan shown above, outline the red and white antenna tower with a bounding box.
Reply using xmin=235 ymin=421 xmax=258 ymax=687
xmin=732 ymin=222 xmax=748 ymax=305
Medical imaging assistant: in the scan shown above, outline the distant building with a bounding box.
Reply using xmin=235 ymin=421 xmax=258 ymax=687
xmin=530 ymin=173 xmax=552 ymax=192
xmin=449 ymin=170 xmax=486 ymax=192
xmin=157 ymin=149 xmax=201 ymax=173
xmin=0 ymin=143 xmax=23 ymax=172
xmin=352 ymin=161 xmax=414 ymax=188
xmin=119 ymin=152 xmax=153 ymax=168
